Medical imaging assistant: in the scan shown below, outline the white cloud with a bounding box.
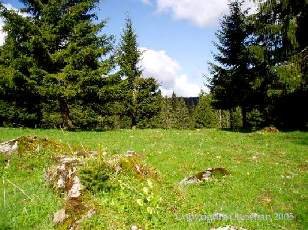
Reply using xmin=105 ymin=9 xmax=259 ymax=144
xmin=157 ymin=0 xmax=228 ymax=27
xmin=139 ymin=47 xmax=201 ymax=97
xmin=140 ymin=48 xmax=179 ymax=88
xmin=142 ymin=0 xmax=151 ymax=5
xmin=142 ymin=0 xmax=258 ymax=27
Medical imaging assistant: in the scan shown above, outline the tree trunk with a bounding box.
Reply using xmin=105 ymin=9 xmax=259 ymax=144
xmin=218 ymin=109 xmax=222 ymax=128
xmin=131 ymin=82 xmax=138 ymax=128
xmin=229 ymin=108 xmax=234 ymax=129
xmin=241 ymin=107 xmax=247 ymax=129
xmin=59 ymin=98 xmax=74 ymax=130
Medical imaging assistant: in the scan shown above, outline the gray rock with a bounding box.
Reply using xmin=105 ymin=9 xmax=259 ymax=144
xmin=180 ymin=168 xmax=229 ymax=185
xmin=53 ymin=208 xmax=68 ymax=225
xmin=68 ymin=175 xmax=82 ymax=198
xmin=45 ymin=156 xmax=83 ymax=199
xmin=179 ymin=176 xmax=199 ymax=185
xmin=126 ymin=150 xmax=136 ymax=157
xmin=210 ymin=226 xmax=247 ymax=230
xmin=0 ymin=139 xmax=18 ymax=155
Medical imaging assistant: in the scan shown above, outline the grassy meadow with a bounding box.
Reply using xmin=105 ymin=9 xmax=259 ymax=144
xmin=0 ymin=128 xmax=307 ymax=229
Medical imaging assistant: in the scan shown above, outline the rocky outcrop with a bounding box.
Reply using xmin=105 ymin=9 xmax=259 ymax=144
xmin=45 ymin=154 xmax=91 ymax=228
xmin=0 ymin=136 xmax=63 ymax=156
xmin=45 ymin=155 xmax=83 ymax=198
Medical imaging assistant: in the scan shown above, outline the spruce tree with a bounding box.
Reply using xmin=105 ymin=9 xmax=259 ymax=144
xmin=118 ymin=17 xmax=142 ymax=87
xmin=0 ymin=0 xmax=114 ymax=129
xmin=209 ymin=0 xmax=252 ymax=128
xmin=117 ymin=17 xmax=142 ymax=127
xmin=134 ymin=77 xmax=162 ymax=128
xmin=159 ymin=94 xmax=192 ymax=129
xmin=117 ymin=17 xmax=162 ymax=128
xmin=194 ymin=93 xmax=218 ymax=128
xmin=159 ymin=97 xmax=176 ymax=129
xmin=250 ymin=0 xmax=308 ymax=128
xmin=175 ymin=98 xmax=193 ymax=129
xmin=0 ymin=3 xmax=43 ymax=127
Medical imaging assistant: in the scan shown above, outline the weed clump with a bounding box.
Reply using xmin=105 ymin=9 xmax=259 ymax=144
xmin=79 ymin=153 xmax=159 ymax=193
xmin=79 ymin=159 xmax=115 ymax=193
xmin=118 ymin=154 xmax=159 ymax=179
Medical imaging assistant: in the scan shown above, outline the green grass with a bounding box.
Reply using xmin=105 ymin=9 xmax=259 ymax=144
xmin=0 ymin=128 xmax=307 ymax=229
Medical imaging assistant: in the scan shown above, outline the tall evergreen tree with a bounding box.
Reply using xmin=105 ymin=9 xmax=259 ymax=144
xmin=249 ymin=0 xmax=308 ymax=128
xmin=118 ymin=17 xmax=142 ymax=87
xmin=209 ymin=0 xmax=252 ymax=128
xmin=117 ymin=17 xmax=162 ymax=128
xmin=174 ymin=98 xmax=193 ymax=129
xmin=117 ymin=17 xmax=142 ymax=127
xmin=0 ymin=4 xmax=43 ymax=127
xmin=0 ymin=0 xmax=114 ymax=129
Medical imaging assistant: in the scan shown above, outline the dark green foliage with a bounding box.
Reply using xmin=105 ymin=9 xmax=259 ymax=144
xmin=0 ymin=5 xmax=162 ymax=130
xmin=209 ymin=0 xmax=253 ymax=129
xmin=117 ymin=17 xmax=162 ymax=128
xmin=135 ymin=77 xmax=162 ymax=128
xmin=0 ymin=0 xmax=114 ymax=129
xmin=159 ymin=97 xmax=176 ymax=129
xmin=246 ymin=108 xmax=265 ymax=130
xmin=37 ymin=0 xmax=113 ymax=129
xmin=0 ymin=7 xmax=43 ymax=127
xmin=79 ymin=160 xmax=115 ymax=193
xmin=194 ymin=93 xmax=218 ymax=128
xmin=209 ymin=0 xmax=308 ymax=130
xmin=1 ymin=0 xmax=306 ymax=130
xmin=229 ymin=107 xmax=242 ymax=130
xmin=174 ymin=98 xmax=193 ymax=129
xmin=117 ymin=17 xmax=142 ymax=127
xmin=182 ymin=97 xmax=199 ymax=109
xmin=97 ymin=74 xmax=132 ymax=130
xmin=249 ymin=0 xmax=308 ymax=129
xmin=117 ymin=17 xmax=142 ymax=86
xmin=159 ymin=93 xmax=193 ymax=129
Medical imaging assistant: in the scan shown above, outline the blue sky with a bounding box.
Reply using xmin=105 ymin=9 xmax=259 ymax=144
xmin=101 ymin=0 xmax=217 ymax=96
xmin=0 ymin=0 xmax=255 ymax=96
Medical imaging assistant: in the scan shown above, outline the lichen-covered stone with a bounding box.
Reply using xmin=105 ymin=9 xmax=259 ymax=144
xmin=0 ymin=139 xmax=18 ymax=155
xmin=180 ymin=167 xmax=229 ymax=185
xmin=53 ymin=209 xmax=68 ymax=225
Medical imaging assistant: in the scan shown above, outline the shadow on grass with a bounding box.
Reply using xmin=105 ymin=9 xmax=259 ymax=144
xmin=219 ymin=128 xmax=253 ymax=133
xmin=220 ymin=127 xmax=308 ymax=146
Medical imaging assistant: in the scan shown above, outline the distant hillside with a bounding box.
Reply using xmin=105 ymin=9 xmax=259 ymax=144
xmin=181 ymin=97 xmax=199 ymax=109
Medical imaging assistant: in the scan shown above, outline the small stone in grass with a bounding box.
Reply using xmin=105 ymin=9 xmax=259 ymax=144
xmin=180 ymin=167 xmax=229 ymax=185
xmin=53 ymin=209 xmax=68 ymax=225
xmin=0 ymin=139 xmax=18 ymax=155
xmin=126 ymin=150 xmax=136 ymax=157
xmin=210 ymin=226 xmax=247 ymax=230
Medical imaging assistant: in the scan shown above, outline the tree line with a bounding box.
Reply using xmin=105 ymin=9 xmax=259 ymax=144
xmin=0 ymin=0 xmax=307 ymax=131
